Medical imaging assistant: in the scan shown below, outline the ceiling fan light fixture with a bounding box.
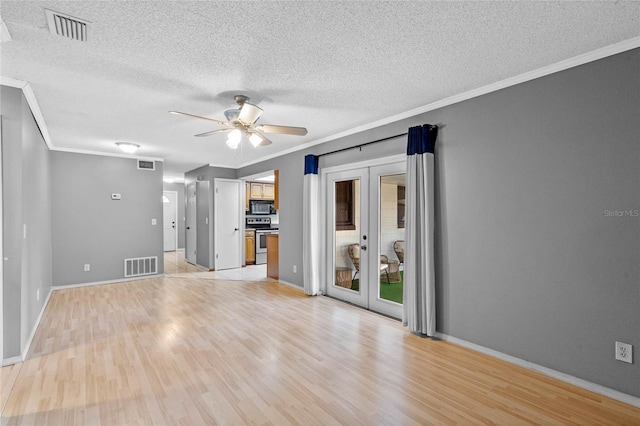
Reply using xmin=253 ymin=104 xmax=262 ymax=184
xmin=116 ymin=142 xmax=140 ymax=153
xmin=226 ymin=129 xmax=242 ymax=149
xmin=249 ymin=133 xmax=263 ymax=147
xmin=238 ymin=102 xmax=263 ymax=125
xmin=224 ymin=109 xmax=240 ymax=122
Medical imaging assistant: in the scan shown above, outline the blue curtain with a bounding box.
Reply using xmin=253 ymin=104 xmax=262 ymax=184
xmin=403 ymin=124 xmax=438 ymax=336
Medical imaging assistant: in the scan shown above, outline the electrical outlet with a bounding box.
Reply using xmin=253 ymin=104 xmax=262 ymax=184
xmin=36 ymin=288 xmax=40 ymax=301
xmin=152 ymin=218 xmax=157 ymax=225
xmin=615 ymin=341 xmax=633 ymax=364
xmin=84 ymin=264 xmax=90 ymax=272
xmin=293 ymin=265 xmax=297 ymax=273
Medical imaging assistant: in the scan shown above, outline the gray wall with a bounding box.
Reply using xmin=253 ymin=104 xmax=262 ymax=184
xmin=51 ymin=152 xmax=164 ymax=285
xmin=163 ymin=181 xmax=186 ymax=249
xmin=1 ymin=85 xmax=53 ymax=360
xmin=184 ymin=164 xmax=236 ymax=269
xmin=238 ymin=49 xmax=640 ymax=397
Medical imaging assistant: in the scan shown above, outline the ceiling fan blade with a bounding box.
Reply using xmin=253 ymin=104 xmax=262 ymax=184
xmin=238 ymin=102 xmax=263 ymax=125
xmin=169 ymin=111 xmax=230 ymax=126
xmin=254 ymin=124 xmax=308 ymax=136
xmin=194 ymin=128 xmax=234 ymax=137
xmin=256 ymin=132 xmax=272 ymax=146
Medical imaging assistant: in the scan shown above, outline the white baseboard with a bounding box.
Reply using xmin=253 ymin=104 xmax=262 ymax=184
xmin=2 ymin=355 xmax=22 ymax=367
xmin=1 ymin=287 xmax=53 ymax=367
xmin=274 ymin=279 xmax=304 ymax=291
xmin=52 ymin=274 xmax=163 ymax=291
xmin=436 ymin=333 xmax=640 ymax=408
xmin=20 ymin=287 xmax=53 ymax=361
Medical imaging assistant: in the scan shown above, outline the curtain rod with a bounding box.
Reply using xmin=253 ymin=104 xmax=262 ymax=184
xmin=317 ymin=132 xmax=408 ymax=158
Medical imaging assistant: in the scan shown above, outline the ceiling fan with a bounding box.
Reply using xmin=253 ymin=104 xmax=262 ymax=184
xmin=170 ymin=95 xmax=308 ymax=149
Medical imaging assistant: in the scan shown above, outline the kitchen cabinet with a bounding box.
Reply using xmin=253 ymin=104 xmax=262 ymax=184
xmin=249 ymin=182 xmax=274 ymax=200
xmin=245 ymin=182 xmax=250 ymax=211
xmin=274 ymin=170 xmax=279 ymax=210
xmin=266 ymin=233 xmax=278 ymax=279
xmin=262 ymin=183 xmax=274 ymax=199
xmin=245 ymin=229 xmax=255 ymax=265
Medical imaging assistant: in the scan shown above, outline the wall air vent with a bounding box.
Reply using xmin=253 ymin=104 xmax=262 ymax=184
xmin=45 ymin=9 xmax=91 ymax=42
xmin=124 ymin=256 xmax=158 ymax=278
xmin=137 ymin=160 xmax=155 ymax=170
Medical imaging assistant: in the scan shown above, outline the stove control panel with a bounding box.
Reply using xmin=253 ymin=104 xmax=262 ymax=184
xmin=247 ymin=217 xmax=271 ymax=225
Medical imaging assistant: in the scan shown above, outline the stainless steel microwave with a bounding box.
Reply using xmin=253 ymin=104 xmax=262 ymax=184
xmin=249 ymin=199 xmax=275 ymax=215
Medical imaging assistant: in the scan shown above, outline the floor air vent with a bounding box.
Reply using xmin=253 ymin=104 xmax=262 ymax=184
xmin=124 ymin=256 xmax=158 ymax=278
xmin=45 ymin=9 xmax=91 ymax=42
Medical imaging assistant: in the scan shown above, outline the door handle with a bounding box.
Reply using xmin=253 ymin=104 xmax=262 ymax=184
xmin=186 ymin=226 xmax=190 ymax=230
xmin=361 ymin=245 xmax=367 ymax=251
xmin=234 ymin=228 xmax=239 ymax=231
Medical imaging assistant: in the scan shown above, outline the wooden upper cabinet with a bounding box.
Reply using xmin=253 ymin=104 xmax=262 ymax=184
xmin=245 ymin=182 xmax=250 ymax=211
xmin=250 ymin=182 xmax=264 ymax=199
xmin=262 ymin=183 xmax=274 ymax=199
xmin=248 ymin=182 xmax=275 ymax=201
xmin=274 ymin=170 xmax=279 ymax=210
xmin=246 ymin=172 xmax=279 ymax=207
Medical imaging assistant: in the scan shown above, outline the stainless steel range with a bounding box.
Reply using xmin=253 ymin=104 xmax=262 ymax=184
xmin=247 ymin=217 xmax=279 ymax=265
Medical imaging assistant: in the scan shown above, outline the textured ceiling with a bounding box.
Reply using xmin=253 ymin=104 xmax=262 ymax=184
xmin=1 ymin=1 xmax=639 ymax=179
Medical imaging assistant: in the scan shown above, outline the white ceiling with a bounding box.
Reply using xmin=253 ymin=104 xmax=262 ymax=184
xmin=1 ymin=1 xmax=638 ymax=180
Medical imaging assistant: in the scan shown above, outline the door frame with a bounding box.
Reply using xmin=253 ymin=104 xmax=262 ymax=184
xmin=0 ymin=117 xmax=4 ymax=363
xmin=320 ymin=154 xmax=405 ymax=315
xmin=163 ymin=190 xmax=178 ymax=252
xmin=213 ymin=178 xmax=244 ymax=271
xmin=185 ymin=182 xmax=197 ymax=265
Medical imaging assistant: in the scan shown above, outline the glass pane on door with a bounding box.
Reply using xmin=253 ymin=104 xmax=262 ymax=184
xmin=334 ymin=178 xmax=360 ymax=292
xmin=377 ymin=173 xmax=406 ymax=304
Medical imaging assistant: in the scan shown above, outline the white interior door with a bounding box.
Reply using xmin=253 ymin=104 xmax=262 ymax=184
xmin=324 ymin=160 xmax=406 ymax=319
xmin=163 ymin=191 xmax=177 ymax=251
xmin=214 ymin=178 xmax=242 ymax=271
xmin=186 ymin=182 xmax=197 ymax=264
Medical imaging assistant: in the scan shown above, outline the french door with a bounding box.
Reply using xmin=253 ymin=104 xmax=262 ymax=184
xmin=325 ymin=160 xmax=406 ymax=319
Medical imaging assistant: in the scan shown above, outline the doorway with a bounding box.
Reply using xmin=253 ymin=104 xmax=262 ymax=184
xmin=163 ymin=191 xmax=178 ymax=252
xmin=325 ymin=160 xmax=406 ymax=319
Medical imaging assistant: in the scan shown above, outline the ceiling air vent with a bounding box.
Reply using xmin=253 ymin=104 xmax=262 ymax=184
xmin=137 ymin=160 xmax=155 ymax=171
xmin=45 ymin=9 xmax=91 ymax=42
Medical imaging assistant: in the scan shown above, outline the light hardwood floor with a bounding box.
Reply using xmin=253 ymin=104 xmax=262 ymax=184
xmin=1 ymin=255 xmax=639 ymax=425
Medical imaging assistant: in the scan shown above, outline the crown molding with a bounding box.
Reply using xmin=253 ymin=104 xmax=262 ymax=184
xmin=1 ymin=77 xmax=54 ymax=149
xmin=4 ymin=36 xmax=639 ymax=172
xmin=51 ymin=147 xmax=164 ymax=162
xmin=0 ymin=15 xmax=12 ymax=42
xmin=235 ymin=36 xmax=640 ymax=169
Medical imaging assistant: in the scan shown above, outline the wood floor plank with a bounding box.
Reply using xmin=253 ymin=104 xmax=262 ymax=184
xmin=1 ymin=260 xmax=639 ymax=425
